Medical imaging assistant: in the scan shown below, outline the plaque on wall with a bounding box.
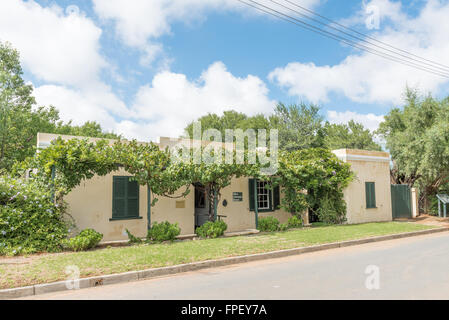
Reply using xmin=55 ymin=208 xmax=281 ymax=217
xmin=176 ymin=200 xmax=186 ymax=209
xmin=233 ymin=192 xmax=243 ymax=202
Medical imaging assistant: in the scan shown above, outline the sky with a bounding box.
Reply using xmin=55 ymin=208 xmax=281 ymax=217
xmin=1 ymin=0 xmax=449 ymax=142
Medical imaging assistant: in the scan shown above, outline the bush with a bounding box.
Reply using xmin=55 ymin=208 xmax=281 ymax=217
xmin=258 ymin=217 xmax=280 ymax=232
xmin=125 ymin=229 xmax=144 ymax=245
xmin=147 ymin=221 xmax=181 ymax=243
xmin=63 ymin=229 xmax=103 ymax=252
xmin=279 ymin=223 xmax=289 ymax=232
xmin=317 ymin=195 xmax=347 ymax=225
xmin=287 ymin=215 xmax=303 ymax=229
xmin=196 ymin=221 xmax=228 ymax=239
xmin=0 ymin=176 xmax=69 ymax=256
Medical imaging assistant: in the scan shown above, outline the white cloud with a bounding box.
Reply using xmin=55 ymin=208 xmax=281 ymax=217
xmin=340 ymin=0 xmax=406 ymax=28
xmin=327 ymin=110 xmax=385 ymax=132
xmin=33 ymin=85 xmax=121 ymax=129
xmin=93 ymin=0 xmax=322 ymax=65
xmin=0 ymin=0 xmax=134 ymax=137
xmin=3 ymin=0 xmax=347 ymax=143
xmin=269 ymin=0 xmax=449 ymax=105
xmin=34 ymin=62 xmax=274 ymax=142
xmin=0 ymin=0 xmax=106 ymax=87
xmin=92 ymin=0 xmax=239 ymax=64
xmin=0 ymin=1 xmax=277 ymax=142
xmin=127 ymin=61 xmax=275 ymax=140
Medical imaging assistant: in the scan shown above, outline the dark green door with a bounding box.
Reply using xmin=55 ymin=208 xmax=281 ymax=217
xmin=391 ymin=185 xmax=412 ymax=219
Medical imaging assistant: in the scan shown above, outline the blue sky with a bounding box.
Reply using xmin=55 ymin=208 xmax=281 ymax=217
xmin=2 ymin=0 xmax=449 ymax=141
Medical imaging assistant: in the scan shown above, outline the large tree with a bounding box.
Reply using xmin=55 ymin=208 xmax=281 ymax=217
xmin=324 ymin=120 xmax=382 ymax=151
xmin=184 ymin=105 xmax=380 ymax=152
xmin=184 ymin=110 xmax=271 ymax=139
xmin=0 ymin=42 xmax=119 ymax=171
xmin=184 ymin=103 xmax=326 ymax=151
xmin=52 ymin=120 xmax=119 ymax=140
xmin=271 ymin=102 xmax=325 ymax=151
xmin=377 ymin=88 xmax=449 ymax=212
xmin=0 ymin=41 xmax=41 ymax=170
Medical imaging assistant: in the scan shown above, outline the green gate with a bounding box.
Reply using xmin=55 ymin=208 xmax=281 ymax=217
xmin=391 ymin=185 xmax=412 ymax=219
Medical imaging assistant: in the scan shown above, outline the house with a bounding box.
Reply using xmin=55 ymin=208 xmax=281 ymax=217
xmin=36 ymin=133 xmax=393 ymax=242
xmin=332 ymin=149 xmax=393 ymax=224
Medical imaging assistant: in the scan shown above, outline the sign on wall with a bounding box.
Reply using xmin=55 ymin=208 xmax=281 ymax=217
xmin=233 ymin=192 xmax=243 ymax=202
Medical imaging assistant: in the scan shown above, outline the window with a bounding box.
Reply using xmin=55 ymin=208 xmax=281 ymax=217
xmin=249 ymin=179 xmax=280 ymax=212
xmin=257 ymin=181 xmax=271 ymax=210
xmin=365 ymin=182 xmax=376 ymax=209
xmin=111 ymin=176 xmax=141 ymax=220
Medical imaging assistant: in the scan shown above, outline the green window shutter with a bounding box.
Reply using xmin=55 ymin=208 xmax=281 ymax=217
xmin=366 ymin=182 xmax=376 ymax=209
xmin=371 ymin=183 xmax=376 ymax=208
xmin=113 ymin=177 xmax=127 ymax=219
xmin=112 ymin=176 xmax=140 ymax=219
xmin=127 ymin=179 xmax=140 ymax=218
xmin=268 ymin=187 xmax=274 ymax=212
xmin=249 ymin=178 xmax=255 ymax=212
xmin=273 ymin=186 xmax=281 ymax=210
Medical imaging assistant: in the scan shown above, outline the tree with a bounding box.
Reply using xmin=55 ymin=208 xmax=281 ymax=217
xmin=184 ymin=110 xmax=271 ymax=139
xmin=52 ymin=121 xmax=120 ymax=140
xmin=270 ymin=103 xmax=325 ymax=151
xmin=192 ymin=160 xmax=256 ymax=222
xmin=0 ymin=42 xmax=120 ymax=171
xmin=0 ymin=41 xmax=40 ymax=170
xmin=185 ymin=105 xmax=379 ymax=153
xmin=377 ymin=88 xmax=449 ymax=212
xmin=324 ymin=120 xmax=381 ymax=151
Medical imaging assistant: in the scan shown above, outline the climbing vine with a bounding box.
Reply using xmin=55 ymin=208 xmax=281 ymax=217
xmin=17 ymin=139 xmax=353 ymax=223
xmin=189 ymin=148 xmax=260 ymax=221
xmin=273 ymin=148 xmax=354 ymax=224
xmin=15 ymin=138 xmax=194 ymax=203
xmin=2 ymin=138 xmax=354 ymax=256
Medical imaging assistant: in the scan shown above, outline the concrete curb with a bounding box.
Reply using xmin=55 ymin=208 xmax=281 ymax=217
xmin=1 ymin=227 xmax=448 ymax=299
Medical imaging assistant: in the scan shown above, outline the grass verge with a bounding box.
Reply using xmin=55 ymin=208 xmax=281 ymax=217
xmin=0 ymin=222 xmax=436 ymax=289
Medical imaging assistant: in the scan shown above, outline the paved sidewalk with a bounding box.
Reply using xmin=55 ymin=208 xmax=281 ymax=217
xmin=396 ymin=214 xmax=449 ymax=228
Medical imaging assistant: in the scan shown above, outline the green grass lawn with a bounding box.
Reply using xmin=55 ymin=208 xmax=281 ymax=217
xmin=0 ymin=222 xmax=436 ymax=289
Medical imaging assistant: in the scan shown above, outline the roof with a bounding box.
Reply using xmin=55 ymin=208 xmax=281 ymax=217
xmin=37 ymin=133 xmax=233 ymax=151
xmin=332 ymin=149 xmax=390 ymax=163
xmin=37 ymin=132 xmax=120 ymax=149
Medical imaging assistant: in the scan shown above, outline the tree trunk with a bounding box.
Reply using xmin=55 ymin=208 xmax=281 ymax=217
xmin=423 ymin=192 xmax=429 ymax=215
xmin=207 ymin=185 xmax=219 ymax=222
xmin=301 ymin=209 xmax=310 ymax=227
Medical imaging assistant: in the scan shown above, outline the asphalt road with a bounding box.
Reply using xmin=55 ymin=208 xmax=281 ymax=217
xmin=24 ymin=232 xmax=449 ymax=300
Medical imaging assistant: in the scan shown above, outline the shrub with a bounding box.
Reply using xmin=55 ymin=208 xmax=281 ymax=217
xmin=258 ymin=217 xmax=280 ymax=232
xmin=287 ymin=215 xmax=303 ymax=229
xmin=196 ymin=220 xmax=228 ymax=239
xmin=147 ymin=221 xmax=181 ymax=243
xmin=63 ymin=229 xmax=103 ymax=252
xmin=317 ymin=195 xmax=347 ymax=225
xmin=125 ymin=229 xmax=144 ymax=245
xmin=277 ymin=148 xmax=354 ymax=218
xmin=0 ymin=176 xmax=69 ymax=256
xmin=279 ymin=223 xmax=289 ymax=232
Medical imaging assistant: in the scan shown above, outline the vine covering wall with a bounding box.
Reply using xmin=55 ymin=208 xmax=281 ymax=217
xmin=1 ymin=137 xmax=353 ymax=255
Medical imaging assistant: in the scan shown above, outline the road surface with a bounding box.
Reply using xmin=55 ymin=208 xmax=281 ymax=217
xmin=23 ymin=232 xmax=449 ymax=300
